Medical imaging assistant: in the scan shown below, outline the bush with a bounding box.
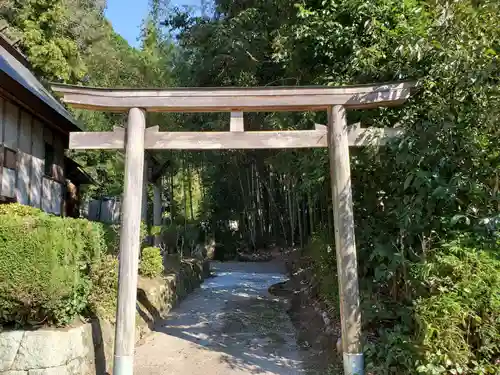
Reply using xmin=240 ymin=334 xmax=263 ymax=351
xmin=0 ymin=203 xmax=45 ymax=217
xmin=0 ymin=204 xmax=164 ymax=326
xmin=88 ymin=255 xmax=119 ymax=322
xmin=414 ymin=237 xmax=500 ymax=375
xmin=364 ymin=234 xmax=500 ymax=375
xmin=103 ymin=222 xmax=148 ymax=255
xmin=0 ymin=205 xmax=105 ymax=326
xmin=139 ymin=247 xmax=164 ymax=278
xmin=304 ymin=229 xmax=339 ymax=306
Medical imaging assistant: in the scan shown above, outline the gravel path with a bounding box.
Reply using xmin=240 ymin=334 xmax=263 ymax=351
xmin=134 ymin=261 xmax=306 ymax=375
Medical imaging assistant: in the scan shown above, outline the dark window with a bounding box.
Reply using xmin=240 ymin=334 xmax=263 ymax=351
xmin=3 ymin=148 xmax=17 ymax=170
xmin=44 ymin=142 xmax=54 ymax=177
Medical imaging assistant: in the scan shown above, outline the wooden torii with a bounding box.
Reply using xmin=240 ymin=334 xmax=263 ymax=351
xmin=52 ymin=82 xmax=416 ymax=375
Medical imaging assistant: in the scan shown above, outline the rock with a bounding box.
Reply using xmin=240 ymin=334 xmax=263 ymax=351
xmin=236 ymin=251 xmax=272 ymax=262
xmin=336 ymin=337 xmax=342 ymax=353
xmin=0 ymin=331 xmax=24 ymax=371
xmin=11 ymin=326 xmax=91 ymax=371
xmin=268 ymin=281 xmax=293 ymax=297
xmin=27 ymin=365 xmax=69 ymax=375
xmin=65 ymin=357 xmax=91 ymax=375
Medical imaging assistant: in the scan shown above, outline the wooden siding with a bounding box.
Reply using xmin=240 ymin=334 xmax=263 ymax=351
xmin=3 ymin=100 xmax=18 ymax=149
xmin=0 ymin=95 xmax=65 ymax=214
xmin=17 ymin=110 xmax=32 ymax=205
xmin=30 ymin=118 xmax=44 ymax=208
xmin=2 ymin=99 xmax=17 ymax=197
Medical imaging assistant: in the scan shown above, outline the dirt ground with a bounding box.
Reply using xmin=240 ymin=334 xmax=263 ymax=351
xmin=134 ymin=260 xmax=329 ymax=375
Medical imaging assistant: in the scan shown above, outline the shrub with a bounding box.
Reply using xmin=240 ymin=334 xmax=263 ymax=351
xmin=88 ymin=255 xmax=119 ymax=322
xmin=0 ymin=204 xmax=109 ymax=326
xmin=0 ymin=211 xmax=98 ymax=325
xmin=304 ymin=229 xmax=339 ymax=306
xmin=0 ymin=203 xmax=45 ymax=217
xmin=151 ymin=226 xmax=162 ymax=236
xmin=414 ymin=237 xmax=500 ymax=375
xmin=139 ymin=247 xmax=164 ymax=278
xmin=0 ymin=203 xmax=153 ymax=326
xmin=364 ymin=234 xmax=500 ymax=375
xmin=103 ymin=222 xmax=148 ymax=255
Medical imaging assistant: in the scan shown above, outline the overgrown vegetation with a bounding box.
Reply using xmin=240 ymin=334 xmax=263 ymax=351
xmin=413 ymin=235 xmax=500 ymax=374
xmin=164 ymin=0 xmax=499 ymax=372
xmin=305 ymin=229 xmax=500 ymax=374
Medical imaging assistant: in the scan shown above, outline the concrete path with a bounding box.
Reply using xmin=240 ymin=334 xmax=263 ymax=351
xmin=134 ymin=261 xmax=306 ymax=375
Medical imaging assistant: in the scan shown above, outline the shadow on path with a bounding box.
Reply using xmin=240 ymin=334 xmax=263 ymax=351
xmin=142 ymin=261 xmax=305 ymax=374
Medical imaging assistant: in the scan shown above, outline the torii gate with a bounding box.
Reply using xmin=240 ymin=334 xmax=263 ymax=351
xmin=52 ymin=82 xmax=416 ymax=375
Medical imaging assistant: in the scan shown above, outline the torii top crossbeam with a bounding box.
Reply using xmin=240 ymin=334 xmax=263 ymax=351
xmin=52 ymin=81 xmax=415 ymax=112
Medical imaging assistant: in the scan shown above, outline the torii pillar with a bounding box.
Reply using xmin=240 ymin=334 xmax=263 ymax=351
xmin=114 ymin=108 xmax=145 ymax=375
xmin=329 ymin=105 xmax=363 ymax=374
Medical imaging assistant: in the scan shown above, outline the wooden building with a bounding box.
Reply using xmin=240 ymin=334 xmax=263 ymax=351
xmin=0 ymin=33 xmax=91 ymax=215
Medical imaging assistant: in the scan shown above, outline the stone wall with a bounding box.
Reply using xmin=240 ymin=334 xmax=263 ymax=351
xmin=0 ymin=259 xmax=210 ymax=375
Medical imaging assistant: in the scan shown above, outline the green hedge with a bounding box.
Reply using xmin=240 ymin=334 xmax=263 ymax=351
xmin=0 ymin=204 xmax=148 ymax=327
xmin=139 ymin=247 xmax=164 ymax=278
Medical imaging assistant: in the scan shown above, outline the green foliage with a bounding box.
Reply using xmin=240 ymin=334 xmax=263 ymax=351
xmin=0 ymin=203 xmax=46 ymax=217
xmin=304 ymin=230 xmax=338 ymax=306
xmin=88 ymin=254 xmax=118 ymax=322
xmin=102 ymin=222 xmax=147 ymax=255
xmin=3 ymin=0 xmax=498 ymax=372
xmin=365 ymin=325 xmax=416 ymax=374
xmin=164 ymin=0 xmax=500 ymax=372
xmin=151 ymin=226 xmax=162 ymax=236
xmin=0 ymin=204 xmax=132 ymax=326
xmin=413 ymin=236 xmax=500 ymax=375
xmin=0 ymin=205 xmax=103 ymax=326
xmin=1 ymin=0 xmax=91 ymax=82
xmin=139 ymin=247 xmax=164 ymax=278
xmin=160 ymin=220 xmax=205 ymax=256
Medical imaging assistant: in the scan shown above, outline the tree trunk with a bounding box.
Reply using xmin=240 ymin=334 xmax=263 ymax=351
xmin=296 ymin=188 xmax=303 ymax=249
xmin=187 ymin=161 xmax=194 ymax=220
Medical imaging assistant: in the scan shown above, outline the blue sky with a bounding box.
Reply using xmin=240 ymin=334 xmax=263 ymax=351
xmin=105 ymin=0 xmax=201 ymax=47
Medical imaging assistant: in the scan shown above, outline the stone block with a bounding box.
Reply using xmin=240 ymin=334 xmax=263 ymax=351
xmin=28 ymin=366 xmax=67 ymax=375
xmin=26 ymin=357 xmax=91 ymax=375
xmin=0 ymin=331 xmax=24 ymax=371
xmin=11 ymin=326 xmax=91 ymax=370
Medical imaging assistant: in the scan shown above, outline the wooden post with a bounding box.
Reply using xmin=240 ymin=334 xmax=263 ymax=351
xmin=328 ymin=105 xmax=364 ymax=375
xmin=153 ymin=180 xmax=162 ymax=246
xmin=113 ymin=107 xmax=146 ymax=375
